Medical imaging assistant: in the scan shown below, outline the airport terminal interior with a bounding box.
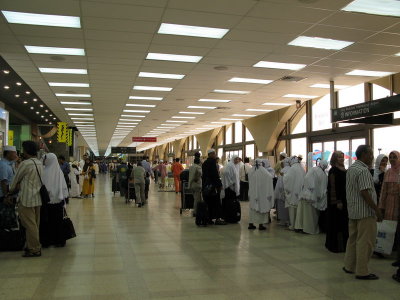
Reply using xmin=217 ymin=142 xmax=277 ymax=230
xmin=1 ymin=0 xmax=400 ymax=299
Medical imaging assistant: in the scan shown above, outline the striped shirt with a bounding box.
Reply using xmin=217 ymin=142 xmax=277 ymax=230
xmin=346 ymin=160 xmax=377 ymax=219
xmin=10 ymin=158 xmax=43 ymax=207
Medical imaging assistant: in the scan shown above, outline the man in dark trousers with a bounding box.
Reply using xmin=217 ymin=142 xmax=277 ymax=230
xmin=202 ymin=149 xmax=226 ymax=225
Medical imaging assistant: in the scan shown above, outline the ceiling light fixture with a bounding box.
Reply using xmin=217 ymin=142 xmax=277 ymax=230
xmin=172 ymin=116 xmax=196 ymax=119
xmin=165 ymin=120 xmax=187 ymax=123
xmin=120 ymin=115 xmax=145 ymax=118
xmin=228 ymin=77 xmax=273 ymax=84
xmin=138 ymin=72 xmax=185 ymax=79
xmin=246 ymin=108 xmax=272 ymax=112
xmin=146 ymin=53 xmax=202 ymax=63
xmin=158 ymin=23 xmax=229 ymax=39
xmin=129 ymin=96 xmax=163 ymax=101
xmin=198 ymin=98 xmax=231 ymax=103
xmin=65 ymin=108 xmax=93 ymax=111
xmin=25 ymin=46 xmax=85 ymax=55
xmin=346 ymin=69 xmax=393 ymax=77
xmin=4 ymin=85 xmax=9 ymax=89
xmin=253 ymin=61 xmax=306 ymax=70
xmin=262 ymin=102 xmax=292 ymax=106
xmin=60 ymin=101 xmax=91 ymax=105
xmin=213 ymin=89 xmax=249 ymax=94
xmin=179 ymin=111 xmax=205 ymax=115
xmin=221 ymin=118 xmax=243 ymax=121
xmin=49 ymin=82 xmax=89 ymax=87
xmin=342 ymin=0 xmax=400 ymax=17
xmin=16 ymin=82 xmax=21 ymax=86
xmin=288 ymin=36 xmax=353 ymax=50
xmin=133 ymin=86 xmax=172 ymax=91
xmin=1 ymin=11 xmax=81 ymax=28
xmin=123 ymin=110 xmax=150 ymax=113
xmin=232 ymin=114 xmax=256 ymax=117
xmin=56 ymin=93 xmax=90 ymax=97
xmin=310 ymin=83 xmax=350 ymax=89
xmin=187 ymin=106 xmax=216 ymax=109
xmin=283 ymin=94 xmax=317 ymax=99
xmin=68 ymin=113 xmax=93 ymax=116
xmin=39 ymin=68 xmax=87 ymax=74
xmin=119 ymin=119 xmax=141 ymax=122
xmin=126 ymin=104 xmax=156 ymax=108
xmin=70 ymin=117 xmax=94 ymax=120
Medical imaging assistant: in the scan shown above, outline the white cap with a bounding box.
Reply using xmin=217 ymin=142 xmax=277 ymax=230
xmin=207 ymin=149 xmax=216 ymax=154
xmin=4 ymin=145 xmax=16 ymax=152
xmin=280 ymin=152 xmax=287 ymax=158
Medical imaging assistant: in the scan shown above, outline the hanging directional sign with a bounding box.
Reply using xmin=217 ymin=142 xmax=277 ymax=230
xmin=57 ymin=122 xmax=68 ymax=142
xmin=132 ymin=137 xmax=157 ymax=142
xmin=67 ymin=129 xmax=73 ymax=146
xmin=111 ymin=147 xmax=136 ymax=154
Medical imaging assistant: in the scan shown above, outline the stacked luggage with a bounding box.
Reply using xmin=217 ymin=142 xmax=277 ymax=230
xmin=0 ymin=201 xmax=25 ymax=251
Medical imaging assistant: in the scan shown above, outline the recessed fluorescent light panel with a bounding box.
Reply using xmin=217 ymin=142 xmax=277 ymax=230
xmin=158 ymin=23 xmax=229 ymax=39
xmin=120 ymin=119 xmax=141 ymax=122
xmin=65 ymin=108 xmax=93 ymax=111
xmin=246 ymin=108 xmax=272 ymax=112
xmin=198 ymin=99 xmax=231 ymax=103
xmin=187 ymin=106 xmax=216 ymax=109
xmin=288 ymin=36 xmax=354 ymax=50
xmin=253 ymin=61 xmax=306 ymax=70
xmin=310 ymin=84 xmax=350 ymax=89
xmin=61 ymin=101 xmax=91 ymax=105
xmin=68 ymin=113 xmax=93 ymax=116
xmin=123 ymin=110 xmax=150 ymax=113
xmin=346 ymin=69 xmax=392 ymax=77
xmin=126 ymin=104 xmax=156 ymax=108
xmin=229 ymin=77 xmax=273 ymax=84
xmin=121 ymin=115 xmax=145 ymax=118
xmin=1 ymin=11 xmax=81 ymax=28
xmin=172 ymin=116 xmax=196 ymax=119
xmin=49 ymin=82 xmax=89 ymax=87
xmin=179 ymin=111 xmax=205 ymax=115
xmin=213 ymin=89 xmax=249 ymax=95
xmin=138 ymin=72 xmax=185 ymax=80
xmin=263 ymin=102 xmax=292 ymax=106
xmin=71 ymin=117 xmax=94 ymax=120
xmin=166 ymin=120 xmax=187 ymax=123
xmin=221 ymin=118 xmax=243 ymax=121
xmin=129 ymin=96 xmax=163 ymax=101
xmin=232 ymin=114 xmax=256 ymax=117
xmin=133 ymin=86 xmax=172 ymax=92
xmin=56 ymin=93 xmax=91 ymax=97
xmin=342 ymin=0 xmax=400 ymax=17
xmin=39 ymin=68 xmax=87 ymax=74
xmin=25 ymin=46 xmax=85 ymax=55
xmin=283 ymin=94 xmax=317 ymax=99
xmin=146 ymin=53 xmax=202 ymax=63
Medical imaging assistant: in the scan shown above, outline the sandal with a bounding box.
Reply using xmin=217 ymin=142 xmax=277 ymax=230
xmin=22 ymin=251 xmax=41 ymax=258
xmin=342 ymin=267 xmax=354 ymax=274
xmin=355 ymin=274 xmax=379 ymax=280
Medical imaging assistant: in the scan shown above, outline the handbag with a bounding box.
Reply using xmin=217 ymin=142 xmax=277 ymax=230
xmin=375 ymin=220 xmax=397 ymax=255
xmin=0 ymin=200 xmax=18 ymax=229
xmin=62 ymin=207 xmax=76 ymax=240
xmin=32 ymin=159 xmax=50 ymax=205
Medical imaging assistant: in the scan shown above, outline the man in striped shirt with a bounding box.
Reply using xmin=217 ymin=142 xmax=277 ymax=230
xmin=343 ymin=145 xmax=383 ymax=280
xmin=9 ymin=141 xmax=43 ymax=257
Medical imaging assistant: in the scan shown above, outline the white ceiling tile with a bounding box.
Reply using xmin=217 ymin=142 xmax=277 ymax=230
xmin=167 ymin=0 xmax=256 ymax=15
xmin=363 ymin=33 xmax=400 ymax=47
xmin=302 ymin=25 xmax=375 ymax=42
xmin=345 ymin=43 xmax=400 ymax=55
xmin=83 ymin=17 xmax=159 ymax=33
xmin=235 ymin=17 xmax=313 ymax=34
xmin=85 ymin=30 xmax=153 ymax=43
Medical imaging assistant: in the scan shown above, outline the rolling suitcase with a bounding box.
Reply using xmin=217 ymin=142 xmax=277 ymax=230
xmin=195 ymin=201 xmax=209 ymax=227
xmin=223 ymin=198 xmax=241 ymax=223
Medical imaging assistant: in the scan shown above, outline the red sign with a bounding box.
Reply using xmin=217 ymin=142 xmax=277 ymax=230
xmin=132 ymin=137 xmax=157 ymax=143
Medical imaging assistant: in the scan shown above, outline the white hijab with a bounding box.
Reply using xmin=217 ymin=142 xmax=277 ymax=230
xmin=222 ymin=155 xmax=240 ymax=196
xmin=261 ymin=159 xmax=275 ymax=177
xmin=373 ymin=154 xmax=388 ymax=184
xmin=249 ymin=160 xmax=274 ymax=213
xmin=283 ymin=156 xmax=306 ymax=206
xmin=300 ymin=160 xmax=328 ymax=210
xmin=42 ymin=153 xmax=69 ymax=204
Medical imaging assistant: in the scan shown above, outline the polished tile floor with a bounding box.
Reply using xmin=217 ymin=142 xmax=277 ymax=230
xmin=0 ymin=174 xmax=399 ymax=300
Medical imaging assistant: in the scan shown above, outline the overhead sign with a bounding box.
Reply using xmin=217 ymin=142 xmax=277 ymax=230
xmin=57 ymin=122 xmax=68 ymax=142
xmin=132 ymin=137 xmax=157 ymax=142
xmin=332 ymin=94 xmax=400 ymax=124
xmin=67 ymin=129 xmax=73 ymax=146
xmin=111 ymin=147 xmax=136 ymax=154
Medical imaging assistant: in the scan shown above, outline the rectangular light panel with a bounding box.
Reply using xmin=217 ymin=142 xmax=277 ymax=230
xmin=232 ymin=114 xmax=256 ymax=117
xmin=213 ymin=89 xmax=249 ymax=94
xmin=49 ymin=82 xmax=89 ymax=87
xmin=283 ymin=94 xmax=317 ymax=99
xmin=56 ymin=93 xmax=91 ymax=97
xmin=126 ymin=104 xmax=156 ymax=108
xmin=263 ymin=102 xmax=292 ymax=106
xmin=61 ymin=101 xmax=91 ymax=105
xmin=133 ymin=86 xmax=172 ymax=91
xmin=138 ymin=72 xmax=184 ymax=79
xmin=310 ymin=83 xmax=350 ymax=89
xmin=39 ymin=68 xmax=87 ymax=74
xmin=198 ymin=98 xmax=231 ymax=103
xmin=253 ymin=61 xmax=306 ymax=70
xmin=129 ymin=96 xmax=163 ymax=101
xmin=1 ymin=11 xmax=81 ymax=28
xmin=25 ymin=46 xmax=85 ymax=55
xmin=229 ymin=77 xmax=273 ymax=84
xmin=342 ymin=0 xmax=400 ymax=17
xmin=65 ymin=108 xmax=93 ymax=111
xmin=123 ymin=110 xmax=150 ymax=113
xmin=172 ymin=116 xmax=196 ymax=119
xmin=246 ymin=108 xmax=272 ymax=112
xmin=346 ymin=69 xmax=392 ymax=77
xmin=121 ymin=115 xmax=145 ymax=118
xmin=288 ymin=36 xmax=354 ymax=50
xmin=187 ymin=106 xmax=216 ymax=109
xmin=146 ymin=53 xmax=202 ymax=63
xmin=179 ymin=111 xmax=205 ymax=115
xmin=158 ymin=23 xmax=229 ymax=39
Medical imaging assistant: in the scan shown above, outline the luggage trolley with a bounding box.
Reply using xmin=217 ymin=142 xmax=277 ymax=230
xmin=180 ymin=170 xmax=194 ymax=214
xmin=126 ymin=181 xmax=136 ymax=204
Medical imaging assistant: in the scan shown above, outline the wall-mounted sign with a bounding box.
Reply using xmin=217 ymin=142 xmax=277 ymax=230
xmin=332 ymin=94 xmax=400 ymax=124
xmin=67 ymin=129 xmax=73 ymax=146
xmin=57 ymin=122 xmax=68 ymax=142
xmin=111 ymin=147 xmax=136 ymax=154
xmin=132 ymin=137 xmax=157 ymax=142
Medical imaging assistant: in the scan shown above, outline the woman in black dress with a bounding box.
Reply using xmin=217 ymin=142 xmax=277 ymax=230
xmin=325 ymin=151 xmax=348 ymax=253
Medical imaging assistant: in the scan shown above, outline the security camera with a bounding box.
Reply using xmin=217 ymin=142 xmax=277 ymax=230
xmin=296 ymin=100 xmax=301 ymax=108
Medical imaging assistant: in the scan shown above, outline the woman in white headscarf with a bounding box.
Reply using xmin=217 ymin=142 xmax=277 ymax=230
xmin=295 ymin=160 xmax=328 ymax=234
xmin=222 ymin=155 xmax=241 ymax=222
xmin=40 ymin=153 xmax=69 ymax=248
xmin=372 ymin=153 xmax=388 ymax=201
xmin=275 ymin=157 xmax=290 ymax=226
xmin=283 ymin=156 xmax=306 ymax=230
xmin=261 ymin=159 xmax=275 ymax=177
xmin=248 ymin=159 xmax=274 ymax=230
xmin=69 ymin=161 xmax=81 ymax=198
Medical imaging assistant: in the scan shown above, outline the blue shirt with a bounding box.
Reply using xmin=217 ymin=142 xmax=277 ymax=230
xmin=0 ymin=159 xmax=15 ymax=197
xmin=141 ymin=160 xmax=153 ymax=176
xmin=60 ymin=161 xmax=70 ymax=176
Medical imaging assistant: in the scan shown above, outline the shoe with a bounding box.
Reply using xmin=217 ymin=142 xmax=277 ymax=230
xmin=22 ymin=251 xmax=41 ymax=257
xmin=392 ymin=261 xmax=400 ymax=267
xmin=215 ymin=220 xmax=227 ymax=225
xmin=248 ymin=224 xmax=256 ymax=230
xmin=342 ymin=267 xmax=354 ymax=274
xmin=356 ymin=274 xmax=379 ymax=280
xmin=259 ymin=225 xmax=267 ymax=231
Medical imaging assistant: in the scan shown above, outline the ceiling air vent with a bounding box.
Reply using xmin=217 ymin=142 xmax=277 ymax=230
xmin=279 ymin=75 xmax=307 ymax=82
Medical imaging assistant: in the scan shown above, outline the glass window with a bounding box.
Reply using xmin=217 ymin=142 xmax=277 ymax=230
xmin=225 ymin=125 xmax=232 ymax=145
xmin=245 ymin=144 xmax=255 ymax=159
xmin=373 ymin=126 xmax=400 ymax=158
xmin=189 ymin=137 xmax=193 ymax=150
xmin=193 ymin=136 xmax=197 ymax=149
xmin=292 ymin=113 xmax=306 ymax=134
xmin=312 ymin=142 xmax=322 ymax=167
xmin=312 ymin=94 xmax=331 ymax=131
xmin=351 ymin=138 xmax=366 ymax=165
xmin=372 ymin=84 xmax=400 ymax=118
xmin=291 ymin=138 xmax=307 ymax=167
xmin=217 ymin=148 xmax=223 ymax=160
xmin=258 ymin=151 xmax=263 ymax=157
xmin=336 ymin=140 xmax=350 ymax=169
xmin=338 ymin=83 xmax=364 ymax=108
xmin=323 ymin=141 xmax=335 ymax=162
xmin=245 ymin=127 xmax=254 ymax=141
xmin=234 ymin=122 xmax=243 ymax=143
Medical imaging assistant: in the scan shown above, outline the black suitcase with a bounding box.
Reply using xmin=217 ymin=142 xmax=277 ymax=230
xmin=224 ymin=198 xmax=241 ymax=223
xmin=195 ymin=201 xmax=209 ymax=227
xmin=0 ymin=228 xmax=25 ymax=251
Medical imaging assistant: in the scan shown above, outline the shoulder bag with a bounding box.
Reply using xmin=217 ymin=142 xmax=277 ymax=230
xmin=31 ymin=159 xmax=50 ymax=205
